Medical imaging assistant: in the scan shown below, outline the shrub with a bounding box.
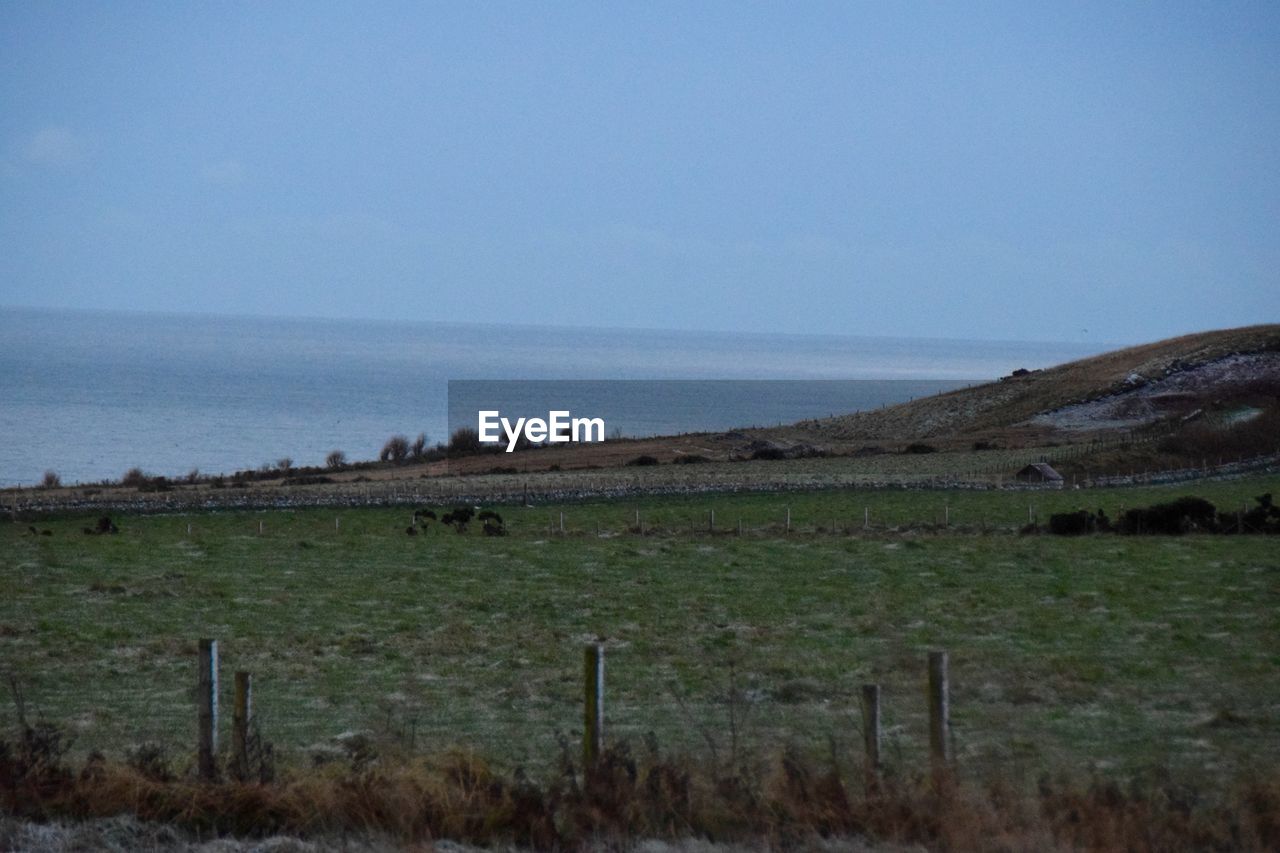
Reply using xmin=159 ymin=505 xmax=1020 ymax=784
xmin=139 ymin=476 xmax=172 ymax=493
xmin=1048 ymin=509 xmax=1111 ymax=535
xmin=410 ymin=433 xmax=428 ymax=461
xmin=326 ymin=450 xmax=347 ymax=469
xmin=276 ymin=457 xmax=293 ymax=472
xmin=627 ymin=454 xmax=660 ymax=467
xmin=121 ymin=467 xmax=147 ymax=488
xmin=478 ymin=509 xmax=506 ymax=536
xmin=283 ymin=475 xmax=333 ymax=486
xmin=902 ymin=443 xmax=937 ymax=454
xmin=1119 ymin=496 xmax=1217 ymax=535
xmin=184 ymin=468 xmax=200 ymax=484
xmin=751 ymin=448 xmax=787 ymax=461
xmin=441 ymin=506 xmax=474 ymax=532
xmin=448 ymin=427 xmax=482 ymax=458
xmin=40 ymin=470 xmax=60 ymax=489
xmin=380 ymin=435 xmax=410 ymax=464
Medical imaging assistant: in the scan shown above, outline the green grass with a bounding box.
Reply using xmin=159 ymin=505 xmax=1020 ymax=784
xmin=2 ymin=476 xmax=1278 ymax=788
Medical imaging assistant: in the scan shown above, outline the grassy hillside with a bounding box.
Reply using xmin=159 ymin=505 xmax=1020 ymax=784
xmin=803 ymin=324 xmax=1280 ymax=443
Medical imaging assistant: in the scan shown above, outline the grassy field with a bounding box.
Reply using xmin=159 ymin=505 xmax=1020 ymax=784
xmin=2 ymin=475 xmax=1278 ymax=790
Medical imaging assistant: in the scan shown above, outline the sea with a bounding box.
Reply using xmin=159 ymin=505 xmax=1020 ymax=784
xmin=0 ymin=307 xmax=1107 ymax=487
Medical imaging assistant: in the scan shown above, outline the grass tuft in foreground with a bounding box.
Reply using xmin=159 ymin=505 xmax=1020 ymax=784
xmin=2 ymin=722 xmax=1278 ymax=851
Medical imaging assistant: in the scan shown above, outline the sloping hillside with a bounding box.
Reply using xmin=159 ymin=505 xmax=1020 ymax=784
xmin=807 ymin=324 xmax=1280 ymax=443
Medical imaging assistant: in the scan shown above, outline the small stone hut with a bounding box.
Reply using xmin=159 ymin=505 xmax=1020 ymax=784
xmin=1015 ymin=462 xmax=1064 ymax=487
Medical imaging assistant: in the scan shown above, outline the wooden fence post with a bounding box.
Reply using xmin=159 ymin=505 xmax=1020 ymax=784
xmin=559 ymin=512 xmax=565 ymax=535
xmin=232 ymin=671 xmax=252 ymax=781
xmin=197 ymin=639 xmax=218 ymax=781
xmin=785 ymin=507 xmax=791 ymax=533
xmin=928 ymin=650 xmax=951 ymax=784
xmin=583 ymin=643 xmax=604 ymax=767
xmin=709 ymin=509 xmax=715 ymax=532
xmin=861 ymin=683 xmax=881 ymax=786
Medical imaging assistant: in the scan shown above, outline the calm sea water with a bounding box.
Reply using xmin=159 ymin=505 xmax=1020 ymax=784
xmin=0 ymin=307 xmax=1104 ymax=486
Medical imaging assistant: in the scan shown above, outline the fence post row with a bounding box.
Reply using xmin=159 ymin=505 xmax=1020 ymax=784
xmin=861 ymin=683 xmax=882 ymax=786
xmin=190 ymin=641 xmax=956 ymax=785
xmin=232 ymin=671 xmax=253 ymax=781
xmin=928 ymin=650 xmax=951 ymax=784
xmin=197 ymin=639 xmax=218 ymax=781
xmin=583 ymin=643 xmax=604 ymax=767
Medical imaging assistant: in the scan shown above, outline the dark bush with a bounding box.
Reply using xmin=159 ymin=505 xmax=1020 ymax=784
xmin=380 ymin=435 xmax=411 ymax=464
xmin=121 ymin=467 xmax=148 ymax=488
xmin=1218 ymin=492 xmax=1280 ymax=534
xmin=410 ymin=433 xmax=428 ymax=461
xmin=283 ymin=475 xmax=333 ymax=486
xmin=40 ymin=470 xmax=60 ymax=489
xmin=1048 ymin=509 xmax=1110 ymax=535
xmin=326 ymin=450 xmax=347 ymax=469
xmin=1049 ymin=510 xmax=1090 ymax=536
xmin=137 ymin=476 xmax=172 ymax=493
xmin=479 ymin=509 xmax=506 ymax=536
xmin=751 ymin=448 xmax=787 ymax=461
xmin=1119 ymin=496 xmax=1217 ymax=535
xmin=441 ymin=506 xmax=475 ymax=532
xmin=902 ymin=443 xmax=936 ymax=454
xmin=627 ymin=454 xmax=660 ymax=466
xmin=673 ymin=454 xmax=711 ymax=465
xmin=448 ymin=427 xmax=482 ymax=458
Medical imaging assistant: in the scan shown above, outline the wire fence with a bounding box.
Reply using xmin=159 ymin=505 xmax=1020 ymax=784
xmin=6 ymin=638 xmax=969 ymax=787
xmin=8 ymin=447 xmax=1279 ymax=517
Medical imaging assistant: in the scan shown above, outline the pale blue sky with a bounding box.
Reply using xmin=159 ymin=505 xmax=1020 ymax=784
xmin=2 ymin=2 xmax=1277 ymax=344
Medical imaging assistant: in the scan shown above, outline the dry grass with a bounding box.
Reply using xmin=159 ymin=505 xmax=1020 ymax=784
xmin=3 ymin=733 xmax=1278 ymax=851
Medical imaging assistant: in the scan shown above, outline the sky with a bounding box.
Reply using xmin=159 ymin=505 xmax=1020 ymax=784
xmin=1 ymin=1 xmax=1278 ymax=345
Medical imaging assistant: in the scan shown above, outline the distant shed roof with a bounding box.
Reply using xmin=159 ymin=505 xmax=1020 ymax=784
xmin=1016 ymin=462 xmax=1063 ymax=481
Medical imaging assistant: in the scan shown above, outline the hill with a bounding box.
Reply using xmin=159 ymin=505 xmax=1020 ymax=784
xmin=8 ymin=325 xmax=1278 ymax=510
xmin=776 ymin=324 xmax=1280 ymax=447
